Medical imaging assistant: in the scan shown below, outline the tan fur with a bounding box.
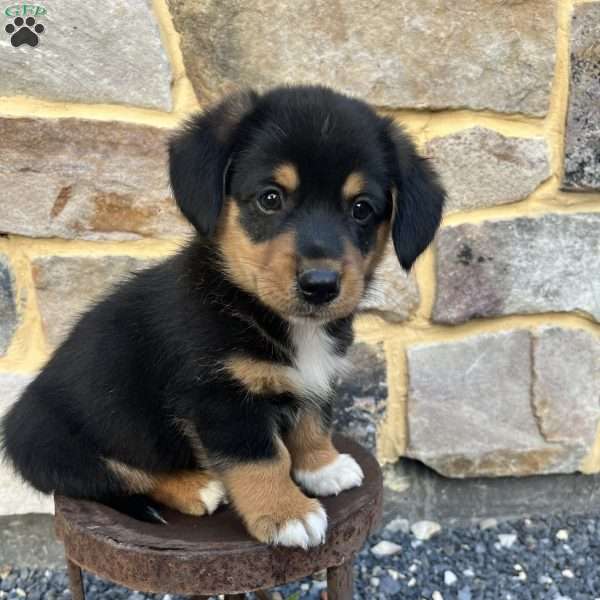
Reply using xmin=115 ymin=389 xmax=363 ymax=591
xmin=222 ymin=438 xmax=321 ymax=543
xmin=217 ymin=202 xmax=298 ymax=315
xmin=342 ymin=171 xmax=366 ymax=201
xmin=104 ymin=458 xmax=155 ymax=494
xmin=217 ymin=196 xmax=390 ymax=320
xmin=225 ymin=355 xmax=294 ymax=395
xmin=149 ymin=470 xmax=221 ymax=516
xmin=285 ymin=412 xmax=339 ymax=472
xmin=324 ymin=239 xmax=365 ymax=317
xmin=365 ymin=220 xmax=392 ymax=276
xmin=273 ymin=162 xmax=300 ymax=192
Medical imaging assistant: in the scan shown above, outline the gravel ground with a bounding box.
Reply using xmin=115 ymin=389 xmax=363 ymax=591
xmin=2 ymin=512 xmax=600 ymax=599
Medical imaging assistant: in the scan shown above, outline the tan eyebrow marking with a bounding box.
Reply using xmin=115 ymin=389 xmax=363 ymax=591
xmin=342 ymin=171 xmax=366 ymax=200
xmin=272 ymin=162 xmax=300 ymax=192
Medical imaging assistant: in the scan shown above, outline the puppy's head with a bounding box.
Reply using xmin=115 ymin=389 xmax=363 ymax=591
xmin=169 ymin=86 xmax=444 ymax=321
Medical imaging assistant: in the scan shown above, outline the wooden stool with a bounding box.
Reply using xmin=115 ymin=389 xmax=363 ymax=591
xmin=55 ymin=436 xmax=383 ymax=600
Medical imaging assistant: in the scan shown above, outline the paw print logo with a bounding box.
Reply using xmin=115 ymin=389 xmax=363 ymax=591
xmin=5 ymin=16 xmax=45 ymax=47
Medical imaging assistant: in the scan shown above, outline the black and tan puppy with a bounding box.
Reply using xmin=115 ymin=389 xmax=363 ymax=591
xmin=1 ymin=85 xmax=444 ymax=548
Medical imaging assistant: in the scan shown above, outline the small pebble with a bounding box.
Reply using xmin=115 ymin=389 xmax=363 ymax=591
xmin=444 ymin=570 xmax=458 ymax=586
xmin=384 ymin=517 xmax=410 ymax=534
xmin=562 ymin=569 xmax=575 ymax=578
xmin=432 ymin=591 xmax=444 ymax=600
xmin=411 ymin=520 xmax=442 ymax=541
xmin=463 ymin=568 xmax=475 ymax=577
xmin=556 ymin=529 xmax=569 ymax=541
xmin=370 ymin=540 xmax=402 ymax=557
xmin=498 ymin=533 xmax=518 ymax=548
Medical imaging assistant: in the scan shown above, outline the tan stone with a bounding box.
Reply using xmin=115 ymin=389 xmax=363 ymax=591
xmin=427 ymin=128 xmax=551 ymax=213
xmin=406 ymin=327 xmax=600 ymax=478
xmin=533 ymin=327 xmax=600 ymax=448
xmin=169 ymin=0 xmax=556 ymax=115
xmin=32 ymin=255 xmax=158 ymax=347
xmin=0 ymin=118 xmax=192 ymax=241
xmin=0 ymin=0 xmax=171 ymax=110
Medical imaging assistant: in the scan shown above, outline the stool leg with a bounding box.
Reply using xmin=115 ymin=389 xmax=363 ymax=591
xmin=327 ymin=557 xmax=354 ymax=600
xmin=66 ymin=559 xmax=85 ymax=600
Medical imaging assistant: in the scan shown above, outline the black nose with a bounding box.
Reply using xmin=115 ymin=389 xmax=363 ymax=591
xmin=298 ymin=269 xmax=340 ymax=305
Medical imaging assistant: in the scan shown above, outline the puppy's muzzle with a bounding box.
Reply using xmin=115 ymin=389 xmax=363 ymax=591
xmin=297 ymin=269 xmax=340 ymax=305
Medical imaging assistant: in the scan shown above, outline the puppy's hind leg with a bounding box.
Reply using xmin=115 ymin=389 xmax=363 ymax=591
xmin=149 ymin=470 xmax=227 ymax=516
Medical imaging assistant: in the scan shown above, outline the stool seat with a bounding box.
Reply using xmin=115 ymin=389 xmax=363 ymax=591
xmin=55 ymin=436 xmax=383 ymax=598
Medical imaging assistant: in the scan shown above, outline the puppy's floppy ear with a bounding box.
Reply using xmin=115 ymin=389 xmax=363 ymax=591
xmin=381 ymin=119 xmax=445 ymax=271
xmin=168 ymin=90 xmax=258 ymax=237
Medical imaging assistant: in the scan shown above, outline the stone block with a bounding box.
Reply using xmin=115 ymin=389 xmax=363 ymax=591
xmin=31 ymin=255 xmax=157 ymax=347
xmin=427 ymin=128 xmax=550 ymax=213
xmin=433 ymin=214 xmax=600 ymax=324
xmin=562 ymin=3 xmax=600 ymax=191
xmin=0 ymin=118 xmax=192 ymax=241
xmin=334 ymin=342 xmax=387 ymax=451
xmin=406 ymin=327 xmax=600 ymax=477
xmin=169 ymin=0 xmax=555 ymax=115
xmin=0 ymin=0 xmax=171 ymax=110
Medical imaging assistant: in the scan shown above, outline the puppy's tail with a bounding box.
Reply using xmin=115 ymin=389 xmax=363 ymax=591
xmin=104 ymin=495 xmax=168 ymax=524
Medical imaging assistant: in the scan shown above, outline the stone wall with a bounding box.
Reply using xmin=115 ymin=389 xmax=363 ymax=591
xmin=0 ymin=0 xmax=598 ymax=515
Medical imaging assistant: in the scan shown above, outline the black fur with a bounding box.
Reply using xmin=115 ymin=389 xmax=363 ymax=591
xmin=1 ymin=85 xmax=444 ymax=515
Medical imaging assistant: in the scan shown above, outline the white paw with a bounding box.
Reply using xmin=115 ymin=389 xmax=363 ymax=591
xmin=295 ymin=453 xmax=364 ymax=496
xmin=271 ymin=505 xmax=328 ymax=549
xmin=199 ymin=480 xmax=227 ymax=514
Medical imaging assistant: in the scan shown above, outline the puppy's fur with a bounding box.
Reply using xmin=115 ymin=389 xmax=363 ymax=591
xmin=1 ymin=86 xmax=444 ymax=548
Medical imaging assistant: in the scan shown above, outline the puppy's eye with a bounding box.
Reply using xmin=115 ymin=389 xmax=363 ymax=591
xmin=352 ymin=197 xmax=375 ymax=224
xmin=256 ymin=188 xmax=284 ymax=214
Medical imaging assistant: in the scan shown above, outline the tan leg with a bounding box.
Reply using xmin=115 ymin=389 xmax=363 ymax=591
xmin=285 ymin=413 xmax=364 ymax=497
xmin=149 ymin=470 xmax=227 ymax=516
xmin=222 ymin=438 xmax=327 ymax=548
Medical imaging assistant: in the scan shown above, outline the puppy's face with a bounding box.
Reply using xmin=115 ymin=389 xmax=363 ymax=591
xmin=169 ymin=86 xmax=445 ymax=322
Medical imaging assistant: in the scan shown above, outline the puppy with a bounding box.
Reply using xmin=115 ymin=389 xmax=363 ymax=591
xmin=1 ymin=85 xmax=444 ymax=548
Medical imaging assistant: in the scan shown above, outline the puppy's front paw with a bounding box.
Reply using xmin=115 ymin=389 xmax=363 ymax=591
xmin=294 ymin=453 xmax=364 ymax=496
xmin=249 ymin=500 xmax=327 ymax=549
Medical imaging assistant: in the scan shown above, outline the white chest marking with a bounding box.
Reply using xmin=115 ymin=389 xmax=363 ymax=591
xmin=286 ymin=320 xmax=349 ymax=399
